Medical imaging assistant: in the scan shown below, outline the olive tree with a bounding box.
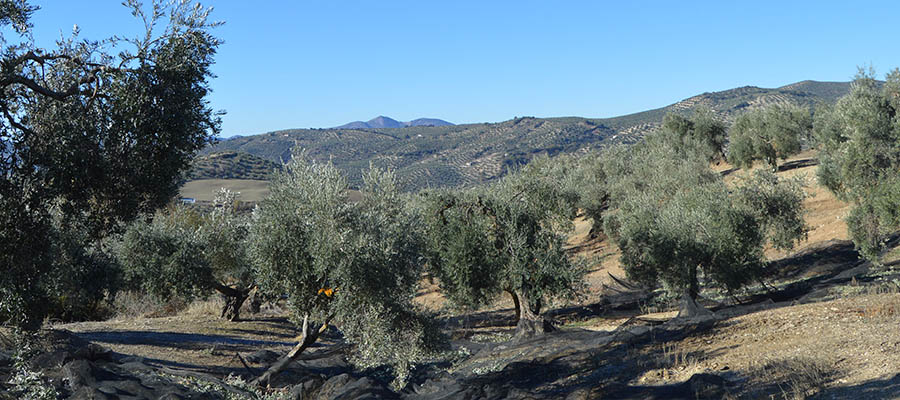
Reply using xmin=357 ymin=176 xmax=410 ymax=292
xmin=200 ymin=188 xmax=256 ymax=321
xmin=727 ymin=103 xmax=813 ymax=171
xmin=250 ymin=155 xmax=441 ymax=386
xmin=116 ymin=189 xmax=257 ymax=321
xmin=518 ymin=152 xmax=609 ymax=238
xmin=0 ymin=1 xmax=221 ymax=329
xmin=422 ymin=166 xmax=586 ymax=338
xmin=117 ymin=206 xmax=210 ymax=303
xmin=660 ymin=108 xmax=728 ymax=163
xmin=815 ymin=68 xmax=900 ymax=262
xmin=603 ymin=133 xmax=807 ymax=316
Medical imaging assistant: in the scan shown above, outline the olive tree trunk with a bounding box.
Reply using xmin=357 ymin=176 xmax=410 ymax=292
xmin=505 ymin=289 xmax=521 ymax=322
xmin=513 ymin=290 xmax=554 ymax=340
xmin=676 ymin=265 xmax=714 ymax=319
xmin=212 ymin=283 xmax=253 ymax=322
xmin=253 ymin=314 xmax=330 ymax=387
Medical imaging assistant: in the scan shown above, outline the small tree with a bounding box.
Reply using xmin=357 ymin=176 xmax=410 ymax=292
xmin=117 ymin=206 xmax=210 ymax=303
xmin=603 ymin=134 xmax=807 ymax=316
xmin=200 ymin=188 xmax=256 ymax=321
xmin=815 ymin=67 xmax=900 ymax=262
xmin=727 ymin=104 xmax=813 ymax=171
xmin=422 ymin=166 xmax=585 ymax=338
xmin=250 ymin=155 xmax=441 ymax=386
xmin=660 ymin=108 xmax=728 ymax=163
xmin=116 ymin=190 xmax=256 ymax=321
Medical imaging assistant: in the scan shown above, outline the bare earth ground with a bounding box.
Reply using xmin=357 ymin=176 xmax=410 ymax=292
xmin=179 ymin=178 xmax=270 ymax=202
xmin=49 ymin=151 xmax=900 ymax=399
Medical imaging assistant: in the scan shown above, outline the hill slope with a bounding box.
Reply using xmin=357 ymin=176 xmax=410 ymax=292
xmin=189 ymin=151 xmax=281 ymax=180
xmin=204 ymin=80 xmax=852 ymax=190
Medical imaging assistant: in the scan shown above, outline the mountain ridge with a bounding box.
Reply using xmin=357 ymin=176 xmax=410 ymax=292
xmin=201 ymin=80 xmax=853 ymax=190
xmin=334 ymin=116 xmax=454 ymax=129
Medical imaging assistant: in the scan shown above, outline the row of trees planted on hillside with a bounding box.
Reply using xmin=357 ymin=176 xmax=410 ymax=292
xmin=99 ymin=72 xmax=900 ymax=385
xmin=816 ymin=68 xmax=900 ymax=262
xmin=602 ymin=132 xmax=808 ymax=315
xmin=0 ymin=2 xmax=891 ymax=385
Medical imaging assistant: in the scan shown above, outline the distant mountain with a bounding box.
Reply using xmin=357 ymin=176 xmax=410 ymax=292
xmin=201 ymin=80 xmax=853 ymax=190
xmin=407 ymin=118 xmax=455 ymax=127
xmin=334 ymin=116 xmax=454 ymax=129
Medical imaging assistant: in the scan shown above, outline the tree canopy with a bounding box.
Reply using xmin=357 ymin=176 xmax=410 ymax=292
xmin=421 ymin=162 xmax=586 ymax=337
xmin=660 ymin=108 xmax=728 ymax=163
xmin=250 ymin=154 xmax=442 ymax=386
xmin=116 ymin=188 xmax=256 ymax=321
xmin=727 ymin=103 xmax=813 ymax=171
xmin=816 ymin=68 xmax=900 ymax=261
xmin=603 ymin=133 xmax=807 ymax=314
xmin=0 ymin=0 xmax=221 ymax=329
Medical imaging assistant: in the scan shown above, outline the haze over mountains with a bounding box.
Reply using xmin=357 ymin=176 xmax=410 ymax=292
xmin=198 ymin=80 xmax=852 ymax=190
xmin=334 ymin=116 xmax=454 ymax=129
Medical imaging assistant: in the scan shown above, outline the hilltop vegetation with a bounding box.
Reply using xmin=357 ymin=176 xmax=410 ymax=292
xmin=189 ymin=151 xmax=281 ymax=180
xmin=202 ymin=80 xmax=852 ymax=190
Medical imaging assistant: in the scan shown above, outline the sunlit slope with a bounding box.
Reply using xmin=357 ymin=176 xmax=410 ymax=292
xmin=204 ymin=81 xmax=852 ymax=190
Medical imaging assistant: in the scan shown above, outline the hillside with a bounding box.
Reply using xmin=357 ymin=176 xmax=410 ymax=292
xmin=201 ymin=80 xmax=852 ymax=190
xmin=189 ymin=151 xmax=281 ymax=180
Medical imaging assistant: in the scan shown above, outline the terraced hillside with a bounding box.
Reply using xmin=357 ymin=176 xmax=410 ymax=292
xmin=189 ymin=151 xmax=281 ymax=180
xmin=202 ymin=80 xmax=853 ymax=190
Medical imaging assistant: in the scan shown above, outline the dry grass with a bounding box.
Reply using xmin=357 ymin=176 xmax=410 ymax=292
xmin=664 ymin=292 xmax=900 ymax=397
xmin=630 ymin=342 xmax=707 ymax=386
xmin=111 ymin=291 xmax=170 ymax=319
xmin=754 ymin=357 xmax=835 ymax=399
xmin=181 ymin=297 xmax=225 ymax=319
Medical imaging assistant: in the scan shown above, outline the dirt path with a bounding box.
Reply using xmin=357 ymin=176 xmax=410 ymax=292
xmin=56 ymin=312 xmax=303 ymax=375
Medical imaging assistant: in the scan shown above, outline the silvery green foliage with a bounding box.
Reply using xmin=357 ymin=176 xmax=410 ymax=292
xmin=727 ymin=103 xmax=813 ymax=171
xmin=250 ymin=154 xmax=442 ymax=384
xmin=603 ymin=132 xmax=807 ymax=297
xmin=815 ymin=68 xmax=900 ymax=262
xmin=117 ymin=206 xmax=211 ymax=301
xmin=202 ymin=188 xmax=253 ymax=287
xmin=422 ymin=163 xmax=586 ymax=317
xmin=661 ymin=107 xmax=728 ymax=163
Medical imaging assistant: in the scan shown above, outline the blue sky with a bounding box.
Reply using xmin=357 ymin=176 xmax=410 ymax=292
xmin=26 ymin=1 xmax=900 ymax=137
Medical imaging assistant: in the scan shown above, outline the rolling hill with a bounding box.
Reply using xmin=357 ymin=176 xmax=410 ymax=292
xmin=334 ymin=116 xmax=454 ymax=129
xmin=198 ymin=80 xmax=853 ymax=190
xmin=189 ymin=151 xmax=281 ymax=180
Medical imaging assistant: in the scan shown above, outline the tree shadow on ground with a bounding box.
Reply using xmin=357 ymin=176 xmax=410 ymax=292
xmin=76 ymin=330 xmax=298 ymax=352
xmin=777 ymin=157 xmax=818 ymax=172
xmin=719 ymin=158 xmax=818 ymax=178
xmin=814 ymin=373 xmax=900 ymax=399
xmin=412 ymin=320 xmax=737 ymax=399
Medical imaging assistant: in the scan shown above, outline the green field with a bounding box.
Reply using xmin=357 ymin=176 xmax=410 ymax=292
xmin=179 ymin=179 xmax=270 ymax=202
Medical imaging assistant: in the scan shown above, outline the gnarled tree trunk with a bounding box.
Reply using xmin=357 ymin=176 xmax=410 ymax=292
xmin=213 ymin=282 xmax=253 ymax=322
xmin=247 ymin=286 xmax=262 ymax=314
xmin=676 ymin=265 xmax=714 ymax=319
xmin=253 ymin=314 xmax=329 ymax=387
xmin=505 ymin=289 xmax=521 ymax=322
xmin=513 ymin=290 xmax=554 ymax=340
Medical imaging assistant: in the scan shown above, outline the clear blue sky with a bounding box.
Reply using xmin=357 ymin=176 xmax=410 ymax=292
xmin=26 ymin=1 xmax=900 ymax=137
